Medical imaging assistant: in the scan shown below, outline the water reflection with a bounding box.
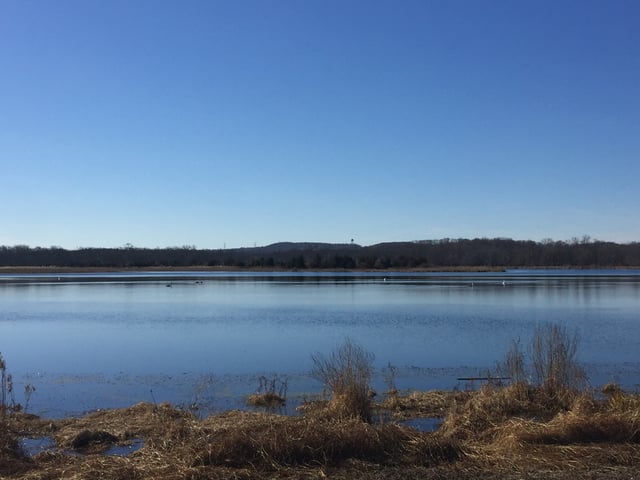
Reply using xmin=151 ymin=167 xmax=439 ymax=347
xmin=0 ymin=271 xmax=638 ymax=416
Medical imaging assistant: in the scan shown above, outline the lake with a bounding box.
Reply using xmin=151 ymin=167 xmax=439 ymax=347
xmin=1 ymin=270 xmax=639 ymax=417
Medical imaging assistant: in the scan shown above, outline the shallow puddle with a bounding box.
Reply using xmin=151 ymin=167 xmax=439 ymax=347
xmin=104 ymin=438 xmax=144 ymax=456
xmin=20 ymin=436 xmax=57 ymax=457
xmin=20 ymin=436 xmax=145 ymax=457
xmin=400 ymin=417 xmax=442 ymax=432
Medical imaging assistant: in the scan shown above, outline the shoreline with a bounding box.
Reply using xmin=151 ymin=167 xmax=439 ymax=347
xmin=12 ymin=360 xmax=640 ymax=421
xmin=0 ymin=265 xmax=506 ymax=274
xmin=1 ymin=265 xmax=639 ymax=275
xmin=3 ymin=385 xmax=640 ymax=479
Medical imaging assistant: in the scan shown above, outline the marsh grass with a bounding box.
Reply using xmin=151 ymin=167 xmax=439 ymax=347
xmin=1 ymin=353 xmax=12 ymax=415
xmin=381 ymin=390 xmax=456 ymax=420
xmin=1 ymin=403 xmax=461 ymax=479
xmin=493 ymin=323 xmax=588 ymax=412
xmin=185 ymin=373 xmax=215 ymax=416
xmin=4 ymin=387 xmax=640 ymax=479
xmin=382 ymin=362 xmax=400 ymax=410
xmin=311 ymin=338 xmax=374 ymax=422
xmin=440 ymin=383 xmax=546 ymax=441
xmin=0 ymin=353 xmax=31 ymax=476
xmin=2 ymin=326 xmax=640 ymax=479
xmin=0 ymin=419 xmax=27 ymax=476
xmin=601 ymin=383 xmax=640 ymax=413
xmin=1 ymin=353 xmax=36 ymax=417
xmin=196 ymin=411 xmax=460 ymax=469
xmin=531 ymin=323 xmax=587 ymax=395
xmin=247 ymin=375 xmax=287 ymax=409
xmin=497 ymin=338 xmax=526 ymax=384
xmin=513 ymin=411 xmax=640 ymax=445
xmin=441 ymin=381 xmax=640 ymax=446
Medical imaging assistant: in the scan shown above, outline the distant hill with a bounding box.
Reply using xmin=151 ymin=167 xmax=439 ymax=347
xmin=1 ymin=238 xmax=639 ymax=269
xmin=260 ymin=242 xmax=359 ymax=253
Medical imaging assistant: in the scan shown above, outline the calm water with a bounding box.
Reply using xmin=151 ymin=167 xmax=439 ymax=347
xmin=1 ymin=270 xmax=639 ymax=416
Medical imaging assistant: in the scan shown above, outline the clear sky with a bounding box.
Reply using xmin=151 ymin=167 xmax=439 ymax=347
xmin=1 ymin=0 xmax=638 ymax=249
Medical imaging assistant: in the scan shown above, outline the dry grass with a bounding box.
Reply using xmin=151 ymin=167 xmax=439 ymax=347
xmin=0 ymin=417 xmax=30 ymax=476
xmin=435 ymin=384 xmax=640 ymax=478
xmin=603 ymin=383 xmax=640 ymax=413
xmin=440 ymin=383 xmax=562 ymax=441
xmin=311 ymin=338 xmax=374 ymax=422
xmin=247 ymin=375 xmax=287 ymax=409
xmin=380 ymin=390 xmax=462 ymax=420
xmin=513 ymin=411 xmax=640 ymax=444
xmin=1 ymin=402 xmax=461 ymax=479
xmin=3 ymin=385 xmax=640 ymax=479
xmin=450 ymin=379 xmax=605 ymax=436
xmin=531 ymin=323 xmax=587 ymax=394
xmin=51 ymin=402 xmax=196 ymax=450
xmin=5 ymin=321 xmax=640 ymax=479
xmin=196 ymin=410 xmax=460 ymax=469
xmin=247 ymin=391 xmax=286 ymax=408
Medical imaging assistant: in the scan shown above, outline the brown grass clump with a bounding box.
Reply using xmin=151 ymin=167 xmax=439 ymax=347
xmin=466 ymin=441 xmax=640 ymax=478
xmin=246 ymin=375 xmax=287 ymax=409
xmin=515 ymin=411 xmax=640 ymax=445
xmin=603 ymin=384 xmax=640 ymax=414
xmin=494 ymin=323 xmax=588 ymax=410
xmin=531 ymin=324 xmax=587 ymax=394
xmin=247 ymin=391 xmax=286 ymax=408
xmin=436 ymin=385 xmax=640 ymax=478
xmin=196 ymin=410 xmax=460 ymax=469
xmin=441 ymin=385 xmax=640 ymax=477
xmin=311 ymin=338 xmax=375 ymax=422
xmin=504 ymin=388 xmax=640 ymax=446
xmin=381 ymin=390 xmax=460 ymax=420
xmin=439 ymin=382 xmax=600 ymax=443
xmin=45 ymin=402 xmax=196 ymax=456
xmin=440 ymin=383 xmax=553 ymax=441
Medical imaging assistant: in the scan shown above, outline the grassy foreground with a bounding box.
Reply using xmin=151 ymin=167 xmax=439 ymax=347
xmin=2 ymin=384 xmax=640 ymax=479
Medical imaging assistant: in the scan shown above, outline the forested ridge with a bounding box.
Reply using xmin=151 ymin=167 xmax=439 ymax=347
xmin=1 ymin=237 xmax=639 ymax=269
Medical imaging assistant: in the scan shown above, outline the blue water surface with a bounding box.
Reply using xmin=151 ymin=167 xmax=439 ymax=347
xmin=1 ymin=270 xmax=638 ymax=416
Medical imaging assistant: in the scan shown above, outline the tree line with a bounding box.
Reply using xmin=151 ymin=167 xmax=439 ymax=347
xmin=1 ymin=238 xmax=639 ymax=270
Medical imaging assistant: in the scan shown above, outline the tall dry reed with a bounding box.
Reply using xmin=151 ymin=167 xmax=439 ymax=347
xmin=311 ymin=338 xmax=374 ymax=422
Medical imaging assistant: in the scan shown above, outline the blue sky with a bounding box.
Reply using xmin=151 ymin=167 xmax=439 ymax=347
xmin=1 ymin=0 xmax=638 ymax=249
